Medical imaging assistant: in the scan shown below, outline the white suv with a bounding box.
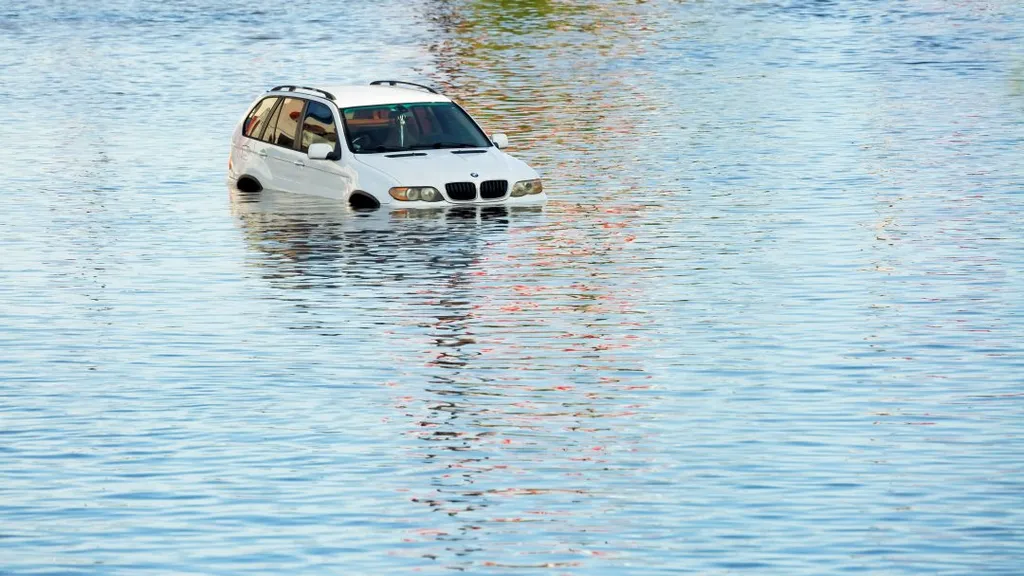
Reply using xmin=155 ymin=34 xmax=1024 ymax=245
xmin=228 ymin=81 xmax=546 ymax=210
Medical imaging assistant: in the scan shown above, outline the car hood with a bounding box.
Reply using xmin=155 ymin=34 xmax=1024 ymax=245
xmin=353 ymin=148 xmax=536 ymax=188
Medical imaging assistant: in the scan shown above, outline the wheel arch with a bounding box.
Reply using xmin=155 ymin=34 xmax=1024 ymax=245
xmin=349 ymin=190 xmax=381 ymax=210
xmin=236 ymin=175 xmax=263 ymax=193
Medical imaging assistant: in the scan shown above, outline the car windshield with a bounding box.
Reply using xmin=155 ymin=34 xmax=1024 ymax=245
xmin=341 ymin=102 xmax=491 ymax=153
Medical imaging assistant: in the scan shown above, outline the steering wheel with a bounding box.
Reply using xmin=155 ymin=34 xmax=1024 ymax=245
xmin=351 ymin=135 xmax=370 ymax=150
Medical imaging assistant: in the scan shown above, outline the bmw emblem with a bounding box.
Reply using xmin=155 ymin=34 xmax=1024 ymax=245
xmin=470 ymin=172 xmax=479 ymax=178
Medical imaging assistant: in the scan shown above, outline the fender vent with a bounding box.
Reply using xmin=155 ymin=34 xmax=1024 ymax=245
xmin=445 ymin=182 xmax=476 ymax=201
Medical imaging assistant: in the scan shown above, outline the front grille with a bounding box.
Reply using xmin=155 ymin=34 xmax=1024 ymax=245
xmin=445 ymin=182 xmax=476 ymax=201
xmin=480 ymin=180 xmax=508 ymax=199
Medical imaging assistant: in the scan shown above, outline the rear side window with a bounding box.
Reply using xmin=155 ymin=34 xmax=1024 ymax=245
xmin=243 ymin=97 xmax=279 ymax=139
xmin=299 ymin=101 xmax=338 ymax=153
xmin=265 ymin=97 xmax=305 ymax=149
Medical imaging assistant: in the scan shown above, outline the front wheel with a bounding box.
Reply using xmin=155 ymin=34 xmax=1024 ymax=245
xmin=349 ymin=191 xmax=380 ymax=210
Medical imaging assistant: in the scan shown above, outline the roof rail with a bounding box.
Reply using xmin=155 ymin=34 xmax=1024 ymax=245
xmin=269 ymin=85 xmax=336 ymax=101
xmin=369 ymin=80 xmax=440 ymax=95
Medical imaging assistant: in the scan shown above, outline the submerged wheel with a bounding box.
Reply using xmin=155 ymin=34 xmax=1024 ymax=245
xmin=236 ymin=176 xmax=262 ymax=193
xmin=349 ymin=191 xmax=380 ymax=210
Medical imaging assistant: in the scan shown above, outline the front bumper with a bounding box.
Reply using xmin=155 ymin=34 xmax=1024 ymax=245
xmin=382 ymin=192 xmax=547 ymax=210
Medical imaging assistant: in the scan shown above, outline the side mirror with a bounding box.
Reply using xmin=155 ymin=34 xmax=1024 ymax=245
xmin=307 ymin=143 xmax=334 ymax=160
xmin=491 ymin=133 xmax=509 ymax=150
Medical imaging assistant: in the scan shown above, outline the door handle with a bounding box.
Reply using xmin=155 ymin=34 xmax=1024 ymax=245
xmin=257 ymin=150 xmax=268 ymax=158
xmin=293 ymin=161 xmax=305 ymax=167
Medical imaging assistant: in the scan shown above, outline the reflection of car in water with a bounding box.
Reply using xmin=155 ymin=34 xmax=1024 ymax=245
xmin=228 ymin=186 xmax=542 ymax=286
xmin=228 ymin=81 xmax=546 ymax=211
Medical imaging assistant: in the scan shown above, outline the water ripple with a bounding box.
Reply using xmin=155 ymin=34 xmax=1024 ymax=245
xmin=1 ymin=0 xmax=1022 ymax=574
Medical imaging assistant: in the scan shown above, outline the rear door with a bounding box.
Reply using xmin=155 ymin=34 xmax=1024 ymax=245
xmin=235 ymin=97 xmax=279 ymax=183
xmin=259 ymin=97 xmax=307 ymax=193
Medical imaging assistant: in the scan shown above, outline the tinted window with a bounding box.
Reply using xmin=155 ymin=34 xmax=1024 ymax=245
xmin=299 ymin=101 xmax=338 ymax=153
xmin=243 ymin=97 xmax=279 ymax=139
xmin=266 ymin=97 xmax=304 ymax=149
xmin=341 ymin=102 xmax=490 ymax=153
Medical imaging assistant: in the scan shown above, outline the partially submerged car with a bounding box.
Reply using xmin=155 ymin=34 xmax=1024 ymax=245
xmin=228 ymin=81 xmax=546 ymax=210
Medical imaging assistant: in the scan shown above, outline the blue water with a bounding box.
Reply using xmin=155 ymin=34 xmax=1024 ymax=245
xmin=1 ymin=0 xmax=1022 ymax=573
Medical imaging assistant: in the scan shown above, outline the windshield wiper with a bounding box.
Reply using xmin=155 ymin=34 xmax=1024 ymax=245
xmin=361 ymin=145 xmax=407 ymax=153
xmin=411 ymin=142 xmax=485 ymax=150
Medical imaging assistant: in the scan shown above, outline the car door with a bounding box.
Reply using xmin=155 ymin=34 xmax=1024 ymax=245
xmin=260 ymin=97 xmax=307 ymax=193
xmin=296 ymin=100 xmax=355 ymax=200
xmin=235 ymin=96 xmax=280 ymax=184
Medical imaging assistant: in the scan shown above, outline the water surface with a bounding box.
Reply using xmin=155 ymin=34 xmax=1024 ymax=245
xmin=1 ymin=0 xmax=1022 ymax=573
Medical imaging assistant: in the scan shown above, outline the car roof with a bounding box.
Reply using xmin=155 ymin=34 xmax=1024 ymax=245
xmin=269 ymin=85 xmax=452 ymax=108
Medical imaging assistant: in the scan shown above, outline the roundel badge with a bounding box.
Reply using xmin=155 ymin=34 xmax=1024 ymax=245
xmin=470 ymin=172 xmax=479 ymax=178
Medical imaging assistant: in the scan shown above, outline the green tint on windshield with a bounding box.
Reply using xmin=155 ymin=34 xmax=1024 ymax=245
xmin=341 ymin=102 xmax=491 ymax=153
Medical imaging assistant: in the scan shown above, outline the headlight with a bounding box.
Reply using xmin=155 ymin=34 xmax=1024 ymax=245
xmin=389 ymin=186 xmax=442 ymax=202
xmin=510 ymin=179 xmax=543 ymax=197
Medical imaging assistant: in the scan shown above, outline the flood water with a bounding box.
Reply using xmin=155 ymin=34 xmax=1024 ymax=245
xmin=1 ymin=0 xmax=1022 ymax=573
